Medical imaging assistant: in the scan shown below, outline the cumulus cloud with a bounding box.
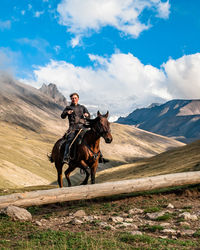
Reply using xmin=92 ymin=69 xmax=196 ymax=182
xmin=163 ymin=53 xmax=200 ymax=99
xmin=21 ymin=52 xmax=200 ymax=120
xmin=20 ymin=52 xmax=169 ymax=119
xmin=57 ymin=0 xmax=170 ymax=46
xmin=0 ymin=20 xmax=11 ymax=30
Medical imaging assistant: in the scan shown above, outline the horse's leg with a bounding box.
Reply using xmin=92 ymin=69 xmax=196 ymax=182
xmin=91 ymin=161 xmax=98 ymax=184
xmin=64 ymin=163 xmax=76 ymax=187
xmin=55 ymin=161 xmax=63 ymax=188
xmin=80 ymin=160 xmax=90 ymax=185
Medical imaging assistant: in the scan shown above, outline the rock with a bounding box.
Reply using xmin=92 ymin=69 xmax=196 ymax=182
xmin=161 ymin=229 xmax=177 ymax=235
xmin=124 ymin=218 xmax=134 ymax=223
xmin=129 ymin=208 xmax=144 ymax=215
xmin=160 ymin=223 xmax=171 ymax=228
xmin=179 ymin=230 xmax=195 ymax=236
xmin=110 ymin=216 xmax=124 ymax=223
xmin=35 ymin=221 xmax=42 ymax=226
xmin=70 ymin=218 xmax=83 ymax=225
xmin=159 ymin=235 xmax=168 ymax=239
xmin=1 ymin=206 xmax=32 ymax=222
xmin=73 ymin=210 xmax=86 ymax=217
xmin=179 ymin=221 xmax=190 ymax=227
xmin=146 ymin=211 xmax=165 ymax=220
xmin=179 ymin=212 xmax=198 ymax=221
xmin=167 ymin=203 xmax=174 ymax=209
xmin=83 ymin=215 xmax=98 ymax=222
xmin=130 ymin=231 xmax=143 ymax=236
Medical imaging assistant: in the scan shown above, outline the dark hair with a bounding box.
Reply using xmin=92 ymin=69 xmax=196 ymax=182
xmin=70 ymin=92 xmax=79 ymax=99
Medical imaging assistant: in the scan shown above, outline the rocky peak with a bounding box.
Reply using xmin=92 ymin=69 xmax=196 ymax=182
xmin=39 ymin=83 xmax=68 ymax=107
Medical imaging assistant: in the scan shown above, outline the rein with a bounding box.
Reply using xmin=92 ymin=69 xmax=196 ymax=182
xmin=84 ymin=142 xmax=100 ymax=160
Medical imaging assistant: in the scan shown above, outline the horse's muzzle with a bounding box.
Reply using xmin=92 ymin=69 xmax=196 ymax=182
xmin=105 ymin=137 xmax=112 ymax=143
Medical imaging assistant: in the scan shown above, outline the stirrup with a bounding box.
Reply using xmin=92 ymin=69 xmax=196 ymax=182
xmin=63 ymin=155 xmax=70 ymax=164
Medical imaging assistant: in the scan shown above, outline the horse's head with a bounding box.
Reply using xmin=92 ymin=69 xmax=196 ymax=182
xmin=87 ymin=111 xmax=113 ymax=143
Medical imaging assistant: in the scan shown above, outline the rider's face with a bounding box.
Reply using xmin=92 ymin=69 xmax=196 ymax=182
xmin=71 ymin=95 xmax=79 ymax=105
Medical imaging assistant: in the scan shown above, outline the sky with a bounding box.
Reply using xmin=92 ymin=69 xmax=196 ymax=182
xmin=0 ymin=0 xmax=200 ymax=120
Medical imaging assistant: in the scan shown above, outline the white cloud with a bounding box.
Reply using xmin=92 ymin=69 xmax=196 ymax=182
xmin=0 ymin=47 xmax=21 ymax=74
xmin=57 ymin=0 xmax=170 ymax=46
xmin=34 ymin=11 xmax=44 ymax=18
xmin=162 ymin=53 xmax=200 ymax=99
xmin=21 ymin=52 xmax=200 ymax=119
xmin=16 ymin=38 xmax=49 ymax=52
xmin=0 ymin=20 xmax=11 ymax=30
xmin=156 ymin=0 xmax=170 ymax=19
xmin=21 ymin=10 xmax=25 ymax=15
xmin=20 ymin=52 xmax=169 ymax=118
xmin=54 ymin=45 xmax=61 ymax=54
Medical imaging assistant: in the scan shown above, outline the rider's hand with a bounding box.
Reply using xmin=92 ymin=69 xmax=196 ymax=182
xmin=67 ymin=110 xmax=73 ymax=115
xmin=83 ymin=113 xmax=89 ymax=117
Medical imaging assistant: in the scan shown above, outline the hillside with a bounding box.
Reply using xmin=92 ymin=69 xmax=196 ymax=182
xmin=96 ymin=139 xmax=200 ymax=183
xmin=116 ymin=99 xmax=200 ymax=143
xmin=0 ymin=75 xmax=185 ymax=188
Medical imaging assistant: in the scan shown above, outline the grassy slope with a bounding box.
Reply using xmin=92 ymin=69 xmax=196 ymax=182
xmin=0 ymin=121 xmax=59 ymax=188
xmin=96 ymin=139 xmax=200 ymax=183
xmin=0 ymin=120 xmax=185 ymax=188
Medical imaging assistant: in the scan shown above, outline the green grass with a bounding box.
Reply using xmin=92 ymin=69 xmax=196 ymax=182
xmin=144 ymin=207 xmax=161 ymax=213
xmin=155 ymin=213 xmax=172 ymax=221
xmin=140 ymin=224 xmax=164 ymax=232
xmin=118 ymin=232 xmax=200 ymax=249
xmin=1 ymin=215 xmax=200 ymax=249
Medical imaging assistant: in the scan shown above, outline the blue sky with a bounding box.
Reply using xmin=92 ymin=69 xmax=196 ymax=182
xmin=0 ymin=0 xmax=200 ymax=119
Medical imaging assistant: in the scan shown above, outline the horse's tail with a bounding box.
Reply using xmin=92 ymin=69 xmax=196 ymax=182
xmin=47 ymin=153 xmax=54 ymax=163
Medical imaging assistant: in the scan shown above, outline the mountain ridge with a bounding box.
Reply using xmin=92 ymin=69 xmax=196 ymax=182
xmin=116 ymin=99 xmax=200 ymax=143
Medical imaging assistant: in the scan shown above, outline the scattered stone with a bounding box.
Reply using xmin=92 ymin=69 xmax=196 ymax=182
xmin=146 ymin=211 xmax=165 ymax=220
xmin=1 ymin=206 xmax=32 ymax=222
xmin=73 ymin=210 xmax=86 ymax=217
xmin=110 ymin=216 xmax=124 ymax=223
xmin=130 ymin=231 xmax=143 ymax=236
xmin=179 ymin=221 xmax=190 ymax=227
xmin=84 ymin=215 xmax=98 ymax=222
xmin=179 ymin=230 xmax=195 ymax=236
xmin=124 ymin=218 xmax=134 ymax=223
xmin=179 ymin=212 xmax=198 ymax=221
xmin=35 ymin=221 xmax=42 ymax=226
xmin=129 ymin=208 xmax=144 ymax=215
xmin=159 ymin=235 xmax=168 ymax=239
xmin=167 ymin=203 xmax=174 ymax=209
xmin=161 ymin=229 xmax=177 ymax=235
xmin=70 ymin=218 xmax=83 ymax=225
xmin=160 ymin=223 xmax=171 ymax=228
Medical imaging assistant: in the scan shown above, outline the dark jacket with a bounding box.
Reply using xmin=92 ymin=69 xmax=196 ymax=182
xmin=61 ymin=103 xmax=90 ymax=131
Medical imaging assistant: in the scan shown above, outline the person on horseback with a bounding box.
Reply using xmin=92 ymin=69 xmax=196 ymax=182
xmin=61 ymin=92 xmax=90 ymax=164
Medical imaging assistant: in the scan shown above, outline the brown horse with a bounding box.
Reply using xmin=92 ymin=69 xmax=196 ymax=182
xmin=49 ymin=111 xmax=113 ymax=187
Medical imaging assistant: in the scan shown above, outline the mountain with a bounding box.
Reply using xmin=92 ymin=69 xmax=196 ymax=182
xmin=116 ymin=99 xmax=200 ymax=143
xmin=0 ymin=73 xmax=66 ymax=134
xmin=0 ymin=74 xmax=185 ymax=188
xmin=39 ymin=83 xmax=68 ymax=107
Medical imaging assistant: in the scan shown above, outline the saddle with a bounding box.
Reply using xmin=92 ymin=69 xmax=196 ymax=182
xmin=60 ymin=129 xmax=87 ymax=161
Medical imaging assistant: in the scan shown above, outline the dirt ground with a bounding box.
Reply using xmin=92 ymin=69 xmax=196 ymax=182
xmin=29 ymin=185 xmax=200 ymax=243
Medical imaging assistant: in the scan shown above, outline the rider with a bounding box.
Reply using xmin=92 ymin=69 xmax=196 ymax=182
xmin=61 ymin=92 xmax=90 ymax=164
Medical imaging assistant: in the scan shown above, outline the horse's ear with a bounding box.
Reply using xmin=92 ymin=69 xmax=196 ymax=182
xmin=97 ymin=110 xmax=101 ymax=117
xmin=105 ymin=111 xmax=109 ymax=118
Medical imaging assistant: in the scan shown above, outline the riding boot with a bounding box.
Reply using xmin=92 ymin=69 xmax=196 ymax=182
xmin=63 ymin=142 xmax=70 ymax=164
xmin=99 ymin=151 xmax=109 ymax=164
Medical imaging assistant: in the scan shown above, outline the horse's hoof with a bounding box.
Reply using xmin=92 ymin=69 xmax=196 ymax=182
xmin=80 ymin=182 xmax=87 ymax=185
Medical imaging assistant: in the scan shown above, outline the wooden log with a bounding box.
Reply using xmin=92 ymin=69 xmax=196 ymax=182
xmin=0 ymin=171 xmax=200 ymax=208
